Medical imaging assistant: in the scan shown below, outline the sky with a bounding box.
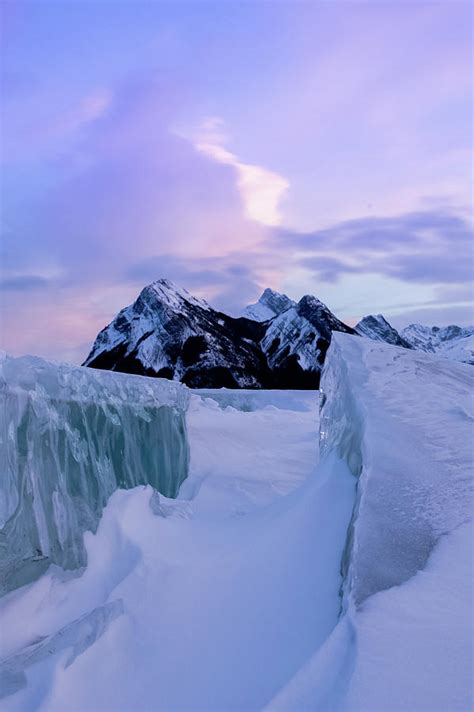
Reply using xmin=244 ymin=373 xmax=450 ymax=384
xmin=1 ymin=0 xmax=473 ymax=362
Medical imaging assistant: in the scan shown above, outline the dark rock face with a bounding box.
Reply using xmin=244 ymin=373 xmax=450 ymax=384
xmin=355 ymin=314 xmax=413 ymax=349
xmin=260 ymin=295 xmax=356 ymax=388
xmin=84 ymin=280 xmax=356 ymax=388
xmin=84 ymin=280 xmax=272 ymax=388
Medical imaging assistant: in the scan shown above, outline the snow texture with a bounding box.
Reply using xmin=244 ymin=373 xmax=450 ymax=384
xmin=320 ymin=332 xmax=473 ymax=602
xmin=1 ymin=391 xmax=360 ymax=711
xmin=84 ymin=279 xmax=272 ymax=388
xmin=401 ymin=323 xmax=474 ymax=364
xmin=0 ymin=353 xmax=189 ymax=594
xmin=260 ymin=295 xmax=355 ymax=386
xmin=1 ymin=337 xmax=472 ymax=711
xmin=241 ymin=288 xmax=296 ymax=322
xmin=270 ymin=333 xmax=473 ymax=710
xmin=355 ymin=313 xmax=413 ymax=349
xmin=84 ymin=281 xmax=355 ymax=388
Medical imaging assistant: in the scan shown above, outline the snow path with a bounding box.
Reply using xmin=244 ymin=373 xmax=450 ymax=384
xmin=0 ymin=391 xmax=356 ymax=711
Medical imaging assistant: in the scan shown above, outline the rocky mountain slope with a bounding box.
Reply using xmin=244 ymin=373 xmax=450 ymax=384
xmin=241 ymin=288 xmax=296 ymax=322
xmin=84 ymin=280 xmax=272 ymax=388
xmin=84 ymin=281 xmax=473 ymax=386
xmin=355 ymin=314 xmax=413 ymax=349
xmin=355 ymin=316 xmax=474 ymax=365
xmin=84 ymin=280 xmax=355 ymax=388
xmin=261 ymin=295 xmax=356 ymax=387
xmin=400 ymin=324 xmax=474 ymax=364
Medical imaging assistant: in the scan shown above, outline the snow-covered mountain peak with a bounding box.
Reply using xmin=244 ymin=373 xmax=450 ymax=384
xmin=141 ymin=279 xmax=211 ymax=313
xmin=241 ymin=288 xmax=295 ymax=322
xmin=355 ymin=314 xmax=413 ymax=349
xmin=400 ymin=323 xmax=474 ymax=364
xmin=298 ymin=294 xmax=329 ymax=313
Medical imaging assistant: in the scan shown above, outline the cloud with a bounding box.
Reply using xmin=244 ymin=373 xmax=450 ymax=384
xmin=274 ymin=209 xmax=473 ymax=287
xmin=193 ymin=117 xmax=289 ymax=227
xmin=125 ymin=251 xmax=263 ymax=315
xmin=0 ymin=275 xmax=50 ymax=291
xmin=389 ymin=304 xmax=474 ymax=330
xmin=1 ymin=77 xmax=275 ymax=358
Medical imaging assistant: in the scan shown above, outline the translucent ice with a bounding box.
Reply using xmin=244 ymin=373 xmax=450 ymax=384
xmin=0 ymin=353 xmax=190 ymax=593
xmin=320 ymin=332 xmax=474 ymax=605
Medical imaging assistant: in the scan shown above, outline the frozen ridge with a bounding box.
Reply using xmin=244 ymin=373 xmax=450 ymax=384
xmin=270 ymin=333 xmax=473 ymax=711
xmin=320 ymin=333 xmax=473 ymax=603
xmin=0 ymin=353 xmax=190 ymax=594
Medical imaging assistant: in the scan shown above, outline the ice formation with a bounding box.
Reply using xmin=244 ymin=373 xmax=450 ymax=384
xmin=270 ymin=333 xmax=473 ymax=710
xmin=320 ymin=332 xmax=473 ymax=604
xmin=1 ymin=336 xmax=472 ymax=711
xmin=192 ymin=388 xmax=317 ymax=412
xmin=0 ymin=353 xmax=190 ymax=594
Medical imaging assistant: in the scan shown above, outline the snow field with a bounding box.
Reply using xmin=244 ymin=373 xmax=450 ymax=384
xmin=1 ymin=391 xmax=357 ymax=711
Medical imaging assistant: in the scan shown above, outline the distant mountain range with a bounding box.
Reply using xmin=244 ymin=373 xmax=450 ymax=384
xmin=355 ymin=315 xmax=474 ymax=364
xmin=83 ymin=280 xmax=473 ymax=387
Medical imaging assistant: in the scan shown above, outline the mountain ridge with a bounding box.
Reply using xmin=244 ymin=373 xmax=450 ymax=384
xmin=84 ymin=280 xmax=355 ymax=388
xmin=84 ymin=280 xmax=474 ymax=386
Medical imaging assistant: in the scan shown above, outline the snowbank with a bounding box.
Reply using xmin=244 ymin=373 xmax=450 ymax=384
xmin=271 ymin=333 xmax=473 ymax=710
xmin=1 ymin=391 xmax=358 ymax=711
xmin=0 ymin=353 xmax=190 ymax=594
xmin=1 ymin=339 xmax=472 ymax=711
xmin=192 ymin=388 xmax=316 ymax=412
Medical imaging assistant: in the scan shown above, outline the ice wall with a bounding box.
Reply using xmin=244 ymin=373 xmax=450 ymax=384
xmin=320 ymin=332 xmax=473 ymax=606
xmin=0 ymin=353 xmax=190 ymax=594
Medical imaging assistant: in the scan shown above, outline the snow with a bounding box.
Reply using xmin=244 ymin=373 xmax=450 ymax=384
xmin=355 ymin=313 xmax=412 ymax=348
xmin=345 ymin=521 xmax=473 ymax=711
xmin=0 ymin=353 xmax=189 ymax=594
xmin=148 ymin=278 xmax=212 ymax=312
xmin=1 ymin=336 xmax=472 ymax=711
xmin=191 ymin=387 xmax=316 ymax=412
xmin=269 ymin=333 xmax=473 ymax=710
xmin=241 ymin=288 xmax=295 ymax=322
xmin=321 ymin=333 xmax=473 ymax=602
xmin=1 ymin=390 xmax=358 ymax=710
xmin=436 ymin=332 xmax=474 ymax=364
xmin=401 ymin=323 xmax=474 ymax=364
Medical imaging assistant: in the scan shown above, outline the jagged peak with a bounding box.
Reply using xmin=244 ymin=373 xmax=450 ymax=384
xmin=138 ymin=278 xmax=211 ymax=312
xmin=242 ymin=288 xmax=295 ymax=322
xmin=358 ymin=314 xmax=391 ymax=327
xmin=259 ymin=288 xmax=295 ymax=310
xmin=297 ymin=294 xmax=331 ymax=314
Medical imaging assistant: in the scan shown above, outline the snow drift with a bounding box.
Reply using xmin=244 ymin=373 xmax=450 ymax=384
xmin=320 ymin=333 xmax=473 ymax=604
xmin=1 ymin=336 xmax=472 ymax=711
xmin=0 ymin=353 xmax=190 ymax=594
xmin=271 ymin=333 xmax=473 ymax=710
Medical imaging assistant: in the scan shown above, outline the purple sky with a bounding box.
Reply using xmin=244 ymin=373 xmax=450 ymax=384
xmin=1 ymin=0 xmax=473 ymax=362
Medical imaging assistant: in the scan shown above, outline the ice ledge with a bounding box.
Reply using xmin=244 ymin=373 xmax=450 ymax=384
xmin=0 ymin=354 xmax=190 ymax=594
xmin=320 ymin=332 xmax=473 ymax=607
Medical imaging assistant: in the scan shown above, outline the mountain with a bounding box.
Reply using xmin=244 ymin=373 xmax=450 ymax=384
xmin=84 ymin=280 xmax=272 ymax=388
xmin=354 ymin=315 xmax=474 ymax=365
xmin=261 ymin=295 xmax=356 ymax=388
xmin=355 ymin=314 xmax=413 ymax=349
xmin=401 ymin=324 xmax=474 ymax=364
xmin=241 ymin=288 xmax=296 ymax=322
xmin=84 ymin=281 xmax=355 ymax=388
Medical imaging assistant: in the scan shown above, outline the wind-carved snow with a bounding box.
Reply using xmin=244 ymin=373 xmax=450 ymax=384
xmin=0 ymin=390 xmax=359 ymax=711
xmin=1 ymin=340 xmax=472 ymax=711
xmin=321 ymin=334 xmax=473 ymax=602
xmin=270 ymin=333 xmax=473 ymax=711
xmin=0 ymin=353 xmax=189 ymax=594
